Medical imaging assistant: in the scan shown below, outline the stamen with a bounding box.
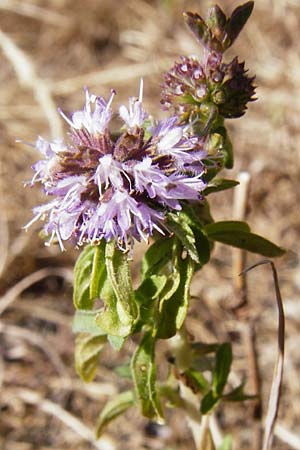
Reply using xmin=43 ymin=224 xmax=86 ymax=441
xmin=139 ymin=78 xmax=144 ymax=103
xmin=58 ymin=108 xmax=77 ymax=129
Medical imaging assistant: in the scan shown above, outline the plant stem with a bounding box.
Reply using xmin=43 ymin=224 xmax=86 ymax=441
xmin=169 ymin=329 xmax=216 ymax=450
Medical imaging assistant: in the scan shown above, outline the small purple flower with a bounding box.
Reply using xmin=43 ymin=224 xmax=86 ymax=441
xmin=26 ymin=82 xmax=207 ymax=251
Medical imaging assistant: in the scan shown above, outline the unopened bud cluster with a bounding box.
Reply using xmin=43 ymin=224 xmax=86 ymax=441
xmin=161 ymin=2 xmax=256 ymax=123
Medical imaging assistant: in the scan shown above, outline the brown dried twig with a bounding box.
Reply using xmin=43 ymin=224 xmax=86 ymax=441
xmin=241 ymin=260 xmax=285 ymax=450
xmin=0 ymin=267 xmax=73 ymax=316
xmin=0 ymin=28 xmax=63 ymax=138
xmin=3 ymin=388 xmax=116 ymax=450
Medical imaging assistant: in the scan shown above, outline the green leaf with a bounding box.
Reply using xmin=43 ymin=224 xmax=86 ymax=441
xmin=96 ymin=390 xmax=135 ymax=438
xmin=205 ymin=224 xmax=285 ymax=257
xmin=107 ymin=335 xmax=126 ymax=351
xmin=114 ymin=363 xmax=132 ymax=379
xmin=191 ymin=342 xmax=220 ymax=356
xmin=73 ymin=242 xmax=107 ymax=310
xmin=183 ymin=369 xmax=210 ymax=394
xmin=205 ymin=220 xmax=250 ymax=235
xmin=182 ymin=201 xmax=214 ymax=227
xmin=141 ymin=237 xmax=174 ymax=278
xmin=166 ymin=212 xmax=200 ymax=263
xmin=89 ymin=241 xmax=106 ymax=300
xmin=157 ymin=251 xmax=194 ymax=339
xmin=168 ymin=206 xmax=211 ymax=267
xmin=203 ymin=179 xmax=239 ymax=195
xmin=95 ymin=283 xmax=132 ymax=338
xmin=96 ymin=242 xmax=138 ymax=337
xmin=72 ymin=310 xmax=106 ymax=335
xmin=105 ymin=241 xmax=137 ymax=321
xmin=201 ymin=390 xmax=219 ymax=414
xmin=73 ymin=245 xmax=95 ymax=310
xmin=136 ymin=274 xmax=168 ymax=302
xmin=135 ymin=274 xmax=168 ymax=325
xmin=227 ymin=1 xmax=254 ymax=45
xmin=131 ymin=332 xmax=164 ymax=421
xmin=75 ymin=333 xmax=106 ymax=382
xmin=192 ymin=226 xmax=211 ymax=267
xmin=212 ymin=343 xmax=232 ymax=397
xmin=222 ymin=129 xmax=233 ymax=169
xmin=222 ymin=382 xmax=257 ymax=402
xmin=218 ymin=435 xmax=233 ymax=450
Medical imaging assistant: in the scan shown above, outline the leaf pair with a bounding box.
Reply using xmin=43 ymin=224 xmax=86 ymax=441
xmin=199 ymin=343 xmax=255 ymax=414
xmin=184 ymin=2 xmax=254 ymax=53
xmin=73 ymin=241 xmax=138 ymax=338
xmin=138 ymin=236 xmax=195 ymax=339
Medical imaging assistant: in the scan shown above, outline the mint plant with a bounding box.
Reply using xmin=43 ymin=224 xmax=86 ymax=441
xmin=26 ymin=2 xmax=284 ymax=448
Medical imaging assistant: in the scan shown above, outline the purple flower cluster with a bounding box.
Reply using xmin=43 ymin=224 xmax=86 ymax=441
xmin=26 ymin=82 xmax=206 ymax=251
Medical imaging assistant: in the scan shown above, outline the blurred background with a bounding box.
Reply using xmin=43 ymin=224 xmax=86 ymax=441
xmin=0 ymin=0 xmax=299 ymax=449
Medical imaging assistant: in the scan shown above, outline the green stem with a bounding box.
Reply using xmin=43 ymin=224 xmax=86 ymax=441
xmin=169 ymin=328 xmax=216 ymax=450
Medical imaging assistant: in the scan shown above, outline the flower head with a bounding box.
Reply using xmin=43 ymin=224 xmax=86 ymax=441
xmin=161 ymin=54 xmax=256 ymax=119
xmin=27 ymin=82 xmax=206 ymax=251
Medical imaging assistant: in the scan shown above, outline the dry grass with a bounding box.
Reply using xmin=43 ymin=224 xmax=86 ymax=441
xmin=0 ymin=1 xmax=299 ymax=449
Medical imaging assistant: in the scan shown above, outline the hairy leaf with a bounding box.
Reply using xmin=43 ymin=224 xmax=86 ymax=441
xmin=157 ymin=251 xmax=194 ymax=339
xmin=107 ymin=335 xmax=126 ymax=351
xmin=96 ymin=390 xmax=135 ymax=438
xmin=131 ymin=332 xmax=164 ymax=421
xmin=89 ymin=240 xmax=106 ymax=299
xmin=141 ymin=237 xmax=174 ymax=278
xmin=167 ymin=212 xmax=200 ymax=263
xmin=95 ymin=242 xmax=137 ymax=337
xmin=105 ymin=241 xmax=137 ymax=320
xmin=73 ymin=245 xmax=95 ymax=310
xmin=135 ymin=274 xmax=168 ymax=325
xmin=75 ymin=333 xmax=106 ymax=382
xmin=72 ymin=310 xmax=106 ymax=335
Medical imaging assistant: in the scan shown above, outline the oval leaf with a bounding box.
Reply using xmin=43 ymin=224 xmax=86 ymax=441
xmin=75 ymin=333 xmax=106 ymax=382
xmin=141 ymin=236 xmax=175 ymax=278
xmin=73 ymin=245 xmax=95 ymax=310
xmin=72 ymin=310 xmax=106 ymax=335
xmin=105 ymin=241 xmax=137 ymax=323
xmin=157 ymin=251 xmax=194 ymax=339
xmin=96 ymin=390 xmax=135 ymax=438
